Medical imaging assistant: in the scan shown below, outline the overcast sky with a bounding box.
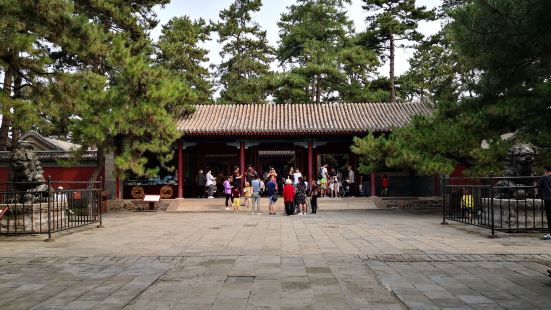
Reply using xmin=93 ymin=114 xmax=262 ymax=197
xmin=152 ymin=0 xmax=443 ymax=76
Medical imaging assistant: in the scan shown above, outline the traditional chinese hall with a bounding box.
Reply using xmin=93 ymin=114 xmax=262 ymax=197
xmin=121 ymin=102 xmax=439 ymax=199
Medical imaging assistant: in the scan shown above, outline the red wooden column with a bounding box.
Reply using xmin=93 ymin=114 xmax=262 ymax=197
xmin=177 ymin=140 xmax=184 ymax=198
xmin=240 ymin=142 xmax=245 ymax=187
xmin=308 ymin=140 xmax=313 ymax=181
xmin=370 ymin=172 xmax=377 ymax=197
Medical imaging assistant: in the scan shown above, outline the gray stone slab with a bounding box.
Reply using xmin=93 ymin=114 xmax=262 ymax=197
xmin=0 ymin=211 xmax=548 ymax=309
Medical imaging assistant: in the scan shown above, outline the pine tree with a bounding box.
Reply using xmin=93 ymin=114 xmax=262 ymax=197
xmin=156 ymin=16 xmax=213 ymax=104
xmin=0 ymin=0 xmax=83 ymax=150
xmin=0 ymin=0 xmax=193 ymax=177
xmin=276 ymin=0 xmax=354 ymax=103
xmin=361 ymin=0 xmax=435 ymax=102
xmin=215 ymin=0 xmax=273 ymax=105
xmin=337 ymin=39 xmax=386 ymax=102
xmin=353 ymin=0 xmax=551 ymax=176
xmin=66 ymin=0 xmax=193 ymax=177
xmin=399 ymin=26 xmax=475 ymax=102
xmin=69 ymin=35 xmax=193 ymax=176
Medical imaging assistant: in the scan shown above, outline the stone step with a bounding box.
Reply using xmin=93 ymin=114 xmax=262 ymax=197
xmin=164 ymin=197 xmax=377 ymax=213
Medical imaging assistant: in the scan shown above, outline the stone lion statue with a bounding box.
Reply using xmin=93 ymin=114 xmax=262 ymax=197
xmin=495 ymin=143 xmax=536 ymax=199
xmin=10 ymin=142 xmax=50 ymax=203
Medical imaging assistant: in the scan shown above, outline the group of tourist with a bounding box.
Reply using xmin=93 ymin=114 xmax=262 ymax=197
xmin=317 ymin=164 xmax=356 ymax=198
xmin=193 ymin=163 xmax=396 ymax=214
xmin=196 ymin=165 xmax=393 ymax=200
xmin=194 ymin=164 xmax=326 ymax=215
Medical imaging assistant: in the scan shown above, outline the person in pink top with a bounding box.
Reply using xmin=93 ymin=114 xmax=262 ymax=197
xmin=223 ymin=176 xmax=233 ymax=210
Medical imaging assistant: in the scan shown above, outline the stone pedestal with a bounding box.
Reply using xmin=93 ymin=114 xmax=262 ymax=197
xmin=0 ymin=202 xmax=66 ymax=233
xmin=480 ymin=198 xmax=546 ymax=229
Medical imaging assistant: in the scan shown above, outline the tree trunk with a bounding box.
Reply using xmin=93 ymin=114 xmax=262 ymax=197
xmin=315 ymin=74 xmax=321 ymax=104
xmin=9 ymin=74 xmax=23 ymax=149
xmin=389 ymin=34 xmax=396 ymax=103
xmin=0 ymin=68 xmax=14 ymax=151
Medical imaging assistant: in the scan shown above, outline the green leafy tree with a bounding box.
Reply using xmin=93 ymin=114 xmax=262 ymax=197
xmin=157 ymin=16 xmax=213 ymax=104
xmin=361 ymin=0 xmax=435 ymax=102
xmin=215 ymin=0 xmax=273 ymax=104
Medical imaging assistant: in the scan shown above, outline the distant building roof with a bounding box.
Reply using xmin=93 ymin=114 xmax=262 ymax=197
xmin=0 ymin=132 xmax=97 ymax=164
xmin=176 ymin=102 xmax=432 ymax=136
xmin=19 ymin=131 xmax=80 ymax=151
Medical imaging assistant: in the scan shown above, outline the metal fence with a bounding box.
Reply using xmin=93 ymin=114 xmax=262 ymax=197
xmin=0 ymin=178 xmax=102 ymax=239
xmin=441 ymin=175 xmax=547 ymax=236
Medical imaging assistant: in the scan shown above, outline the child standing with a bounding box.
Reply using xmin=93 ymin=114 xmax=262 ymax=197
xmin=320 ymin=176 xmax=327 ymax=198
xmin=461 ymin=188 xmax=474 ymax=219
xmin=243 ymin=182 xmax=252 ymax=209
xmin=232 ymin=187 xmax=241 ymax=213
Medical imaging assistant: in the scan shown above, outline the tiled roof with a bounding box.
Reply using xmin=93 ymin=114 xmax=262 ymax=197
xmin=19 ymin=131 xmax=81 ymax=151
xmin=0 ymin=151 xmax=97 ymax=163
xmin=42 ymin=137 xmax=80 ymax=151
xmin=176 ymin=102 xmax=432 ymax=136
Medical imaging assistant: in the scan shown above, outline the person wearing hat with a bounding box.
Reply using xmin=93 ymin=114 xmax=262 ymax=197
xmin=540 ymin=165 xmax=551 ymax=240
xmin=283 ymin=179 xmax=295 ymax=216
xmin=55 ymin=186 xmax=67 ymax=203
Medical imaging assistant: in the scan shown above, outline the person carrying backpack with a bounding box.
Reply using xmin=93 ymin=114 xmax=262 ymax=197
xmin=250 ymin=175 xmax=263 ymax=215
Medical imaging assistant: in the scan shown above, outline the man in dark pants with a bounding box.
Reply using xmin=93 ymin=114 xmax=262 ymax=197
xmin=310 ymin=181 xmax=319 ymax=214
xmin=540 ymin=165 xmax=551 ymax=240
xmin=196 ymin=170 xmax=206 ymax=198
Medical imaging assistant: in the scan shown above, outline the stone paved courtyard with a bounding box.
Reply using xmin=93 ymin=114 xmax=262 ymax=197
xmin=0 ymin=209 xmax=550 ymax=309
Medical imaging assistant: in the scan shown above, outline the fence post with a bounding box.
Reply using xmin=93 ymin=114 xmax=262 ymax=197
xmin=489 ymin=172 xmax=497 ymax=238
xmin=441 ymin=173 xmax=448 ymax=225
xmin=44 ymin=176 xmax=53 ymax=242
xmin=97 ymin=177 xmax=105 ymax=228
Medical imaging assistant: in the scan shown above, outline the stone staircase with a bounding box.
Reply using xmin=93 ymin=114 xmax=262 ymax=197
xmin=163 ymin=197 xmax=377 ymax=213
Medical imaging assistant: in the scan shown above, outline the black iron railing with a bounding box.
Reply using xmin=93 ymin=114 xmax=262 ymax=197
xmin=441 ymin=175 xmax=547 ymax=236
xmin=0 ymin=178 xmax=102 ymax=239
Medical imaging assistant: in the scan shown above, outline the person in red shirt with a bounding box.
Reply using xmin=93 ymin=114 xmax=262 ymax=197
xmin=381 ymin=174 xmax=390 ymax=197
xmin=283 ymin=179 xmax=295 ymax=216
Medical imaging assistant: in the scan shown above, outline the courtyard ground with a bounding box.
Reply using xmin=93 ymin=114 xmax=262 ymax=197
xmin=0 ymin=209 xmax=550 ymax=309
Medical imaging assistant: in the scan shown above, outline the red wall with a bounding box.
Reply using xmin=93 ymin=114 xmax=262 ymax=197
xmin=0 ymin=167 xmax=8 ymax=183
xmin=0 ymin=166 xmax=96 ymax=190
xmin=42 ymin=167 xmax=96 ymax=182
xmin=0 ymin=167 xmax=7 ymax=191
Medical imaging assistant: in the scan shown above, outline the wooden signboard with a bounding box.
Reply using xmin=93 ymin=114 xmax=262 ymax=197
xmin=143 ymin=195 xmax=160 ymax=202
xmin=143 ymin=195 xmax=160 ymax=211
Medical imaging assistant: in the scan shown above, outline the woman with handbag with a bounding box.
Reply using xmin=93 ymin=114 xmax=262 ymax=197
xmin=295 ymin=177 xmax=307 ymax=215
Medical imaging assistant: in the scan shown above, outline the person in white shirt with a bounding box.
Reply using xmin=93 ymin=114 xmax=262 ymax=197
xmin=55 ymin=186 xmax=67 ymax=203
xmin=347 ymin=166 xmax=355 ymax=197
xmin=293 ymin=169 xmax=302 ymax=186
xmin=206 ymin=169 xmax=216 ymax=198
xmin=320 ymin=164 xmax=328 ymax=179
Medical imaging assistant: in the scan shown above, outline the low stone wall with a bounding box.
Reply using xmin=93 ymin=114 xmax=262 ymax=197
xmin=0 ymin=202 xmax=66 ymax=233
xmin=373 ymin=196 xmax=442 ymax=209
xmin=106 ymin=199 xmax=169 ymax=212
